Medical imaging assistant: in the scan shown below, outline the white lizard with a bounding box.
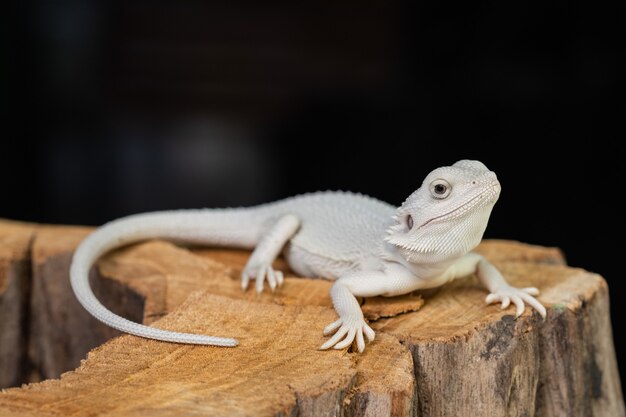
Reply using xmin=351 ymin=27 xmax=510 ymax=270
xmin=70 ymin=159 xmax=546 ymax=353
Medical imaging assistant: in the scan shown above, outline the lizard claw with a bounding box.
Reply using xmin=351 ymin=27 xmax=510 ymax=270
xmin=486 ymin=285 xmax=547 ymax=319
xmin=320 ymin=317 xmax=375 ymax=353
xmin=241 ymin=264 xmax=283 ymax=293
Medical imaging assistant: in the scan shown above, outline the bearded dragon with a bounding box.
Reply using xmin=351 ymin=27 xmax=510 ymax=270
xmin=70 ymin=159 xmax=546 ymax=352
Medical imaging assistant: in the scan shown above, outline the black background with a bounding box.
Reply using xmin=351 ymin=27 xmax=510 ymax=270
xmin=5 ymin=0 xmax=624 ymax=390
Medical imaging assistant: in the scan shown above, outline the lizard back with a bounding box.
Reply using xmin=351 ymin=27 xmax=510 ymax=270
xmin=256 ymin=192 xmax=396 ymax=278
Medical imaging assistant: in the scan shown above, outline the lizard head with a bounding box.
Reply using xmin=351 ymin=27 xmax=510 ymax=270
xmin=385 ymin=160 xmax=501 ymax=264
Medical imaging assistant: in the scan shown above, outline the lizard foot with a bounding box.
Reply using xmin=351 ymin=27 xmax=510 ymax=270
xmin=319 ymin=317 xmax=375 ymax=353
xmin=241 ymin=264 xmax=284 ymax=293
xmin=485 ymin=286 xmax=546 ymax=319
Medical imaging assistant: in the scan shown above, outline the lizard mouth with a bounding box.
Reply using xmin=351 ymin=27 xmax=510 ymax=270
xmin=418 ymin=181 xmax=500 ymax=229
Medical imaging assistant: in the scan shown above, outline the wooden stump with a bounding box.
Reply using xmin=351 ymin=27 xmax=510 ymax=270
xmin=0 ymin=221 xmax=37 ymax=387
xmin=0 ymin=219 xmax=624 ymax=416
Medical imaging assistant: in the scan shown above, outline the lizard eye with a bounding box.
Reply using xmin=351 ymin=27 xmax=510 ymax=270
xmin=406 ymin=214 xmax=414 ymax=230
xmin=430 ymin=179 xmax=451 ymax=199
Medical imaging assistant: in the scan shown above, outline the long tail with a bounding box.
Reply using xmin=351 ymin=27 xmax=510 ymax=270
xmin=70 ymin=208 xmax=263 ymax=346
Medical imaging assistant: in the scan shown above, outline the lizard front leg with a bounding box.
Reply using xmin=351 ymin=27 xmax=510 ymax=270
xmin=321 ymin=264 xmax=419 ymax=352
xmin=242 ymin=214 xmax=300 ymax=293
xmin=452 ymin=253 xmax=547 ymax=318
xmin=475 ymin=256 xmax=546 ymax=318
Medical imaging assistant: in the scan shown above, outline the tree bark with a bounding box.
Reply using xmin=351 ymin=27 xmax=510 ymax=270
xmin=0 ymin=219 xmax=623 ymax=416
xmin=0 ymin=220 xmax=36 ymax=387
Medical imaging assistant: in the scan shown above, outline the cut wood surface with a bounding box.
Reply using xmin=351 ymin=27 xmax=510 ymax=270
xmin=0 ymin=219 xmax=623 ymax=417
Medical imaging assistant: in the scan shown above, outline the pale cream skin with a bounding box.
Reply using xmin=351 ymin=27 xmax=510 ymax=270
xmin=70 ymin=160 xmax=545 ymax=352
xmin=320 ymin=160 xmax=545 ymax=352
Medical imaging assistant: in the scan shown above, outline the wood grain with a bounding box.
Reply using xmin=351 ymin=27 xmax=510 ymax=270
xmin=0 ymin=220 xmax=623 ymax=416
xmin=0 ymin=220 xmax=37 ymax=387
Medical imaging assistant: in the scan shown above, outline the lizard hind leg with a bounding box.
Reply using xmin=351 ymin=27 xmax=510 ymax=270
xmin=241 ymin=214 xmax=300 ymax=293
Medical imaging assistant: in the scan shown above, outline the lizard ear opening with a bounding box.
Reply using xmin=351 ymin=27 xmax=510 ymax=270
xmin=406 ymin=215 xmax=414 ymax=231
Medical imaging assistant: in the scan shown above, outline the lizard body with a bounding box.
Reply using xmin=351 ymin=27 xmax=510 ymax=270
xmin=70 ymin=160 xmax=546 ymax=352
